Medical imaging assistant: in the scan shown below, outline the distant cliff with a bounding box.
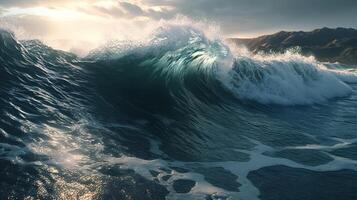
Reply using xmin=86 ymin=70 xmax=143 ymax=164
xmin=228 ymin=27 xmax=357 ymax=65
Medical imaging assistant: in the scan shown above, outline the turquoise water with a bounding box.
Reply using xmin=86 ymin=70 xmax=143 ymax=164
xmin=1 ymin=26 xmax=357 ymax=200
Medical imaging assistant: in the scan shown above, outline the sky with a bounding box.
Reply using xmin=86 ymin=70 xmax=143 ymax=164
xmin=1 ymin=0 xmax=356 ymax=54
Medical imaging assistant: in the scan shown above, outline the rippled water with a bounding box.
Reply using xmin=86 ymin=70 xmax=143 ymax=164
xmin=1 ymin=26 xmax=357 ymax=200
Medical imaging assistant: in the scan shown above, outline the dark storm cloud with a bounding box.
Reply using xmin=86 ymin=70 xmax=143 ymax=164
xmin=148 ymin=0 xmax=357 ymax=35
xmin=1 ymin=0 xmax=357 ymax=36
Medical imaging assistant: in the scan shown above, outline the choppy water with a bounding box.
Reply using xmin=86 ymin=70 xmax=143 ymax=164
xmin=1 ymin=26 xmax=357 ymax=200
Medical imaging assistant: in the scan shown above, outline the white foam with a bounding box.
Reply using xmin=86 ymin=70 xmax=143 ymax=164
xmin=86 ymin=25 xmax=357 ymax=106
xmin=220 ymin=50 xmax=356 ymax=105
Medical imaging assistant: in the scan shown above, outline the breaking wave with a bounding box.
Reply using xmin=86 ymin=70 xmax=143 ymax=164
xmin=83 ymin=25 xmax=357 ymax=106
xmin=1 ymin=25 xmax=357 ymax=199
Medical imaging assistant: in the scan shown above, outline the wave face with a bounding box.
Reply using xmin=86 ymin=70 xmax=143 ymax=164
xmin=1 ymin=26 xmax=357 ymax=200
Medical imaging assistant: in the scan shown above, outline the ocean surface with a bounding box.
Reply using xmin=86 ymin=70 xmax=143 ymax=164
xmin=1 ymin=26 xmax=357 ymax=200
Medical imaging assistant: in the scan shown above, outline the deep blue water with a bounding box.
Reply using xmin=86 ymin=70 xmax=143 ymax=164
xmin=1 ymin=26 xmax=357 ymax=200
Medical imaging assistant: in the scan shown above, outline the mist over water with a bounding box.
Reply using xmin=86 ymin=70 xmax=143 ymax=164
xmin=1 ymin=24 xmax=357 ymax=200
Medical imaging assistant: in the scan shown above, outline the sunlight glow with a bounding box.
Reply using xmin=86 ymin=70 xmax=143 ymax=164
xmin=0 ymin=0 xmax=221 ymax=56
xmin=3 ymin=7 xmax=86 ymax=20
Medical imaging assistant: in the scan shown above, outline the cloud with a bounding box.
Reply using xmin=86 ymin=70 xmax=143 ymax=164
xmin=146 ymin=0 xmax=357 ymax=36
xmin=119 ymin=2 xmax=144 ymax=16
xmin=1 ymin=0 xmax=356 ymax=56
xmin=78 ymin=1 xmax=175 ymax=20
xmin=0 ymin=0 xmax=40 ymax=7
xmin=1 ymin=0 xmax=357 ymax=37
xmin=90 ymin=4 xmax=125 ymax=18
xmin=0 ymin=0 xmax=74 ymax=7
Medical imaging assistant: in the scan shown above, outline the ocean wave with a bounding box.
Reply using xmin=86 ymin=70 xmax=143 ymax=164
xmin=85 ymin=26 xmax=356 ymax=106
xmin=1 ymin=25 xmax=357 ymax=200
xmin=225 ymin=55 xmax=354 ymax=105
xmin=1 ymin=26 xmax=357 ymax=109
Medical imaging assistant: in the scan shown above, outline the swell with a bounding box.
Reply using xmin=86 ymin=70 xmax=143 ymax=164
xmin=0 ymin=29 xmax=92 ymax=163
xmin=1 ymin=26 xmax=357 ymax=120
xmin=1 ymin=26 xmax=357 ymax=199
xmin=84 ymin=26 xmax=357 ymax=110
xmin=85 ymin=26 xmax=234 ymax=118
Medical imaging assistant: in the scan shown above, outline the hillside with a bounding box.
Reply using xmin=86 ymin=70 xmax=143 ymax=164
xmin=228 ymin=27 xmax=357 ymax=64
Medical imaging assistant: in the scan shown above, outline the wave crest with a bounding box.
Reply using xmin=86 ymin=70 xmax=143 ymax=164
xmin=224 ymin=55 xmax=353 ymax=105
xmin=1 ymin=26 xmax=356 ymax=107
